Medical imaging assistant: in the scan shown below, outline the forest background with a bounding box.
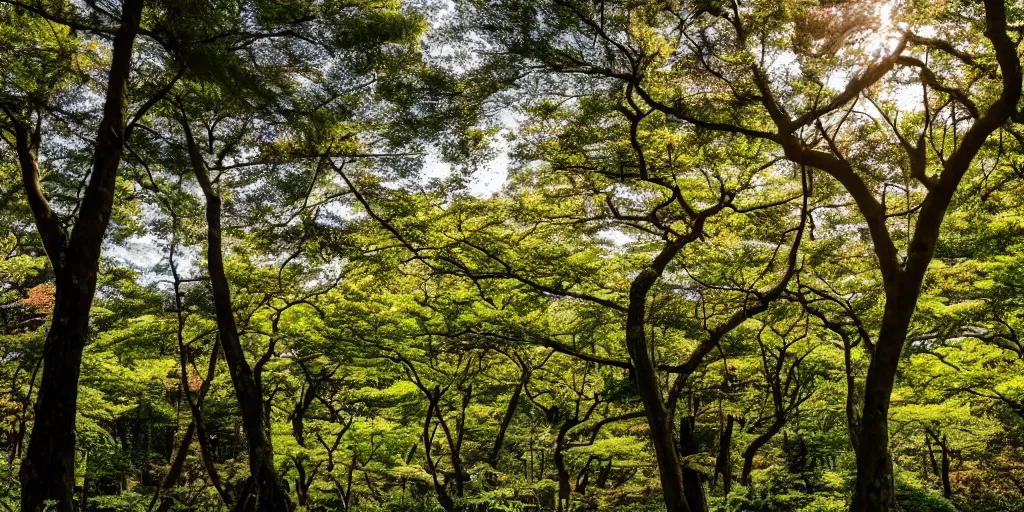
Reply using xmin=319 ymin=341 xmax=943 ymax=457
xmin=1 ymin=0 xmax=1024 ymax=511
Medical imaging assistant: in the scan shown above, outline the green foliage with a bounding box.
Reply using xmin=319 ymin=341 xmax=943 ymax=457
xmin=1 ymin=0 xmax=1023 ymax=511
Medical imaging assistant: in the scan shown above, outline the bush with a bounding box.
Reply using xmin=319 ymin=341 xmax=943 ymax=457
xmin=894 ymin=483 xmax=957 ymax=512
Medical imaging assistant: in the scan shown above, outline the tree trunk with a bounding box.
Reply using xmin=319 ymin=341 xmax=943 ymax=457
xmin=850 ymin=292 xmax=916 ymax=512
xmin=625 ymin=261 xmax=691 ymax=512
xmin=679 ymin=417 xmax=708 ymax=512
xmin=422 ymin=393 xmax=455 ymax=512
xmin=842 ymin=333 xmax=861 ymax=455
xmin=714 ymin=415 xmax=734 ymax=495
xmin=925 ymin=428 xmax=952 ymax=499
xmin=595 ymin=459 xmax=612 ymax=489
xmin=940 ymin=435 xmax=952 ymax=499
xmin=740 ymin=420 xmax=784 ymax=486
xmin=925 ymin=436 xmax=938 ymax=476
xmin=488 ymin=367 xmax=528 ymax=469
xmin=293 ymin=454 xmax=319 ymax=508
xmin=151 ymin=422 xmax=195 ymax=512
xmin=848 ymin=6 xmax=1021 ymax=509
xmin=17 ymin=1 xmax=144 ymax=509
xmin=554 ymin=422 xmax=573 ymax=512
xmin=575 ymin=457 xmax=595 ymax=496
xmin=182 ymin=120 xmax=291 ymax=512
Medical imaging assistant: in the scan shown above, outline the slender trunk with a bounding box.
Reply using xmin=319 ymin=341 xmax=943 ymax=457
xmin=446 ymin=388 xmax=471 ymax=498
xmin=940 ymin=435 xmax=952 ymax=499
xmin=290 ymin=382 xmax=321 ymax=508
xmin=182 ymin=121 xmax=291 ymax=512
xmin=925 ymin=429 xmax=952 ymax=499
xmin=926 ymin=436 xmax=938 ymax=476
xmin=150 ymin=422 xmax=195 ymax=512
xmin=153 ymin=304 xmax=222 ymax=512
xmin=290 ymin=383 xmax=317 ymax=448
xmin=423 ymin=395 xmax=455 ymax=512
xmin=626 ymin=263 xmax=691 ymax=512
xmin=343 ymin=451 xmax=357 ymax=510
xmin=488 ymin=368 xmax=528 ymax=469
xmin=740 ymin=419 xmax=784 ymax=485
xmin=554 ymin=422 xmax=574 ymax=512
xmin=714 ymin=415 xmax=734 ymax=495
xmin=18 ymin=1 xmax=144 ymax=509
xmin=14 ymin=360 xmax=41 ymax=461
xmin=842 ymin=333 xmax=860 ymax=455
xmin=595 ymin=459 xmax=612 ymax=489
xmin=575 ymin=457 xmax=594 ymax=496
xmin=195 ymin=409 xmax=231 ymax=506
xmin=292 ymin=454 xmax=319 ymax=508
xmin=433 ymin=384 xmax=470 ymax=500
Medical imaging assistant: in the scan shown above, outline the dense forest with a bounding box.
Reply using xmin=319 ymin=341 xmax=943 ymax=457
xmin=1 ymin=0 xmax=1024 ymax=511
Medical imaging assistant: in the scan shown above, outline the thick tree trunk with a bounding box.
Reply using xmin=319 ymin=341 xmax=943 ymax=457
xmin=848 ymin=5 xmax=1020 ymax=510
xmin=182 ymin=121 xmax=291 ymax=512
xmin=17 ymin=1 xmax=144 ymax=509
xmin=850 ymin=292 xmax=916 ymax=512
xmin=679 ymin=417 xmax=708 ymax=512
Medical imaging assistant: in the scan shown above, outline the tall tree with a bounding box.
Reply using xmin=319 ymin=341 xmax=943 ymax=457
xmin=1 ymin=0 xmax=148 ymax=507
xmin=455 ymin=1 xmax=1022 ymax=509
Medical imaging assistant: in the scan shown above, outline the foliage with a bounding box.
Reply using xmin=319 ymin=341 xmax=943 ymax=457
xmin=1 ymin=0 xmax=1023 ymax=511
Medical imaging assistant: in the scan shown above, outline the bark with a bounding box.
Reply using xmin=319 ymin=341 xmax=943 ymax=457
xmin=17 ymin=0 xmax=144 ymax=509
xmin=554 ymin=422 xmax=573 ymax=512
xmin=594 ymin=459 xmax=612 ymax=489
xmin=195 ymin=403 xmax=230 ymax=506
xmin=850 ymin=293 xmax=915 ymax=512
xmin=289 ymin=372 xmax=329 ymax=507
xmin=679 ymin=417 xmax=708 ymax=512
xmin=290 ymin=381 xmax=319 ymax=447
xmin=740 ymin=420 xmax=784 ymax=485
xmin=848 ymin=3 xmax=1021 ymax=509
xmin=842 ymin=332 xmax=861 ymax=454
xmin=926 ymin=436 xmax=938 ymax=476
xmin=925 ymin=428 xmax=952 ymax=499
xmin=575 ymin=457 xmax=595 ymax=496
xmin=151 ymin=269 xmax=225 ymax=511
xmin=713 ymin=415 xmax=734 ymax=495
xmin=150 ymin=422 xmax=195 ymax=512
xmin=292 ymin=454 xmax=321 ymax=508
xmin=181 ymin=118 xmax=291 ymax=512
xmin=422 ymin=393 xmax=455 ymax=512
xmin=625 ymin=254 xmax=692 ymax=512
xmin=436 ymin=385 xmax=471 ymax=498
xmin=487 ymin=367 xmax=528 ymax=469
xmin=940 ymin=436 xmax=952 ymax=499
xmin=622 ymin=180 xmax=803 ymax=512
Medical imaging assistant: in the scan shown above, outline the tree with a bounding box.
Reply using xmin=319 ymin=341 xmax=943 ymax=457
xmin=1 ymin=0 xmax=149 ymax=507
xmin=454 ymin=1 xmax=1023 ymax=509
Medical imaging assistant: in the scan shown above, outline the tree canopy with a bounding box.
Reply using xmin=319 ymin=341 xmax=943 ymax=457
xmin=1 ymin=0 xmax=1024 ymax=511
